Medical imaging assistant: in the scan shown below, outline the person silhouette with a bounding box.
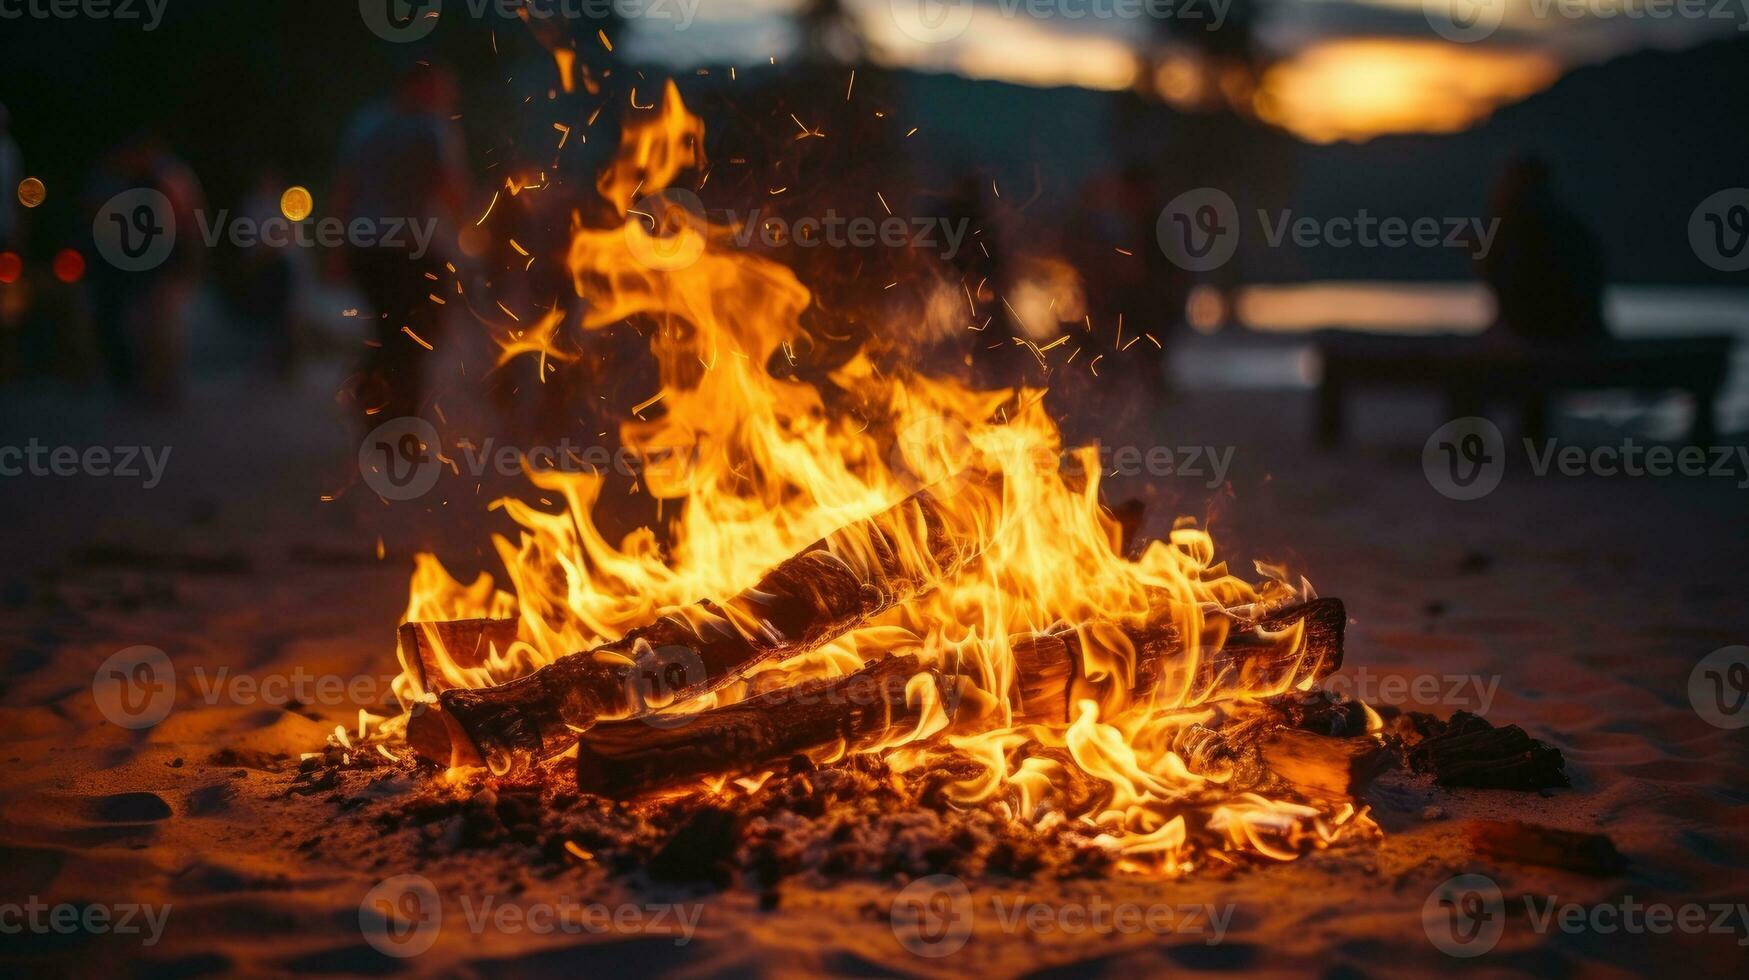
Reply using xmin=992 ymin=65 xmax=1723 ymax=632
xmin=1479 ymin=155 xmax=1608 ymax=344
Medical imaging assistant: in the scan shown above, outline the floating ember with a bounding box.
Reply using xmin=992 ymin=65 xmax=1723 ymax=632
xmin=368 ymin=82 xmax=1390 ymax=878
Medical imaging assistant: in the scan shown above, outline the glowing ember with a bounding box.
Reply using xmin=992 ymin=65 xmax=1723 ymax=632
xmin=383 ymin=82 xmax=1377 ymax=876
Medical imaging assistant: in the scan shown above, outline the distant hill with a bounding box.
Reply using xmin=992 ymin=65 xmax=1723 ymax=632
xmin=861 ymin=35 xmax=1749 ymax=286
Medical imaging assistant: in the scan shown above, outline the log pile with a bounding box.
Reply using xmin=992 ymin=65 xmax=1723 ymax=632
xmin=405 ymin=482 xmax=994 ymax=771
xmin=394 ymin=482 xmax=1368 ymax=797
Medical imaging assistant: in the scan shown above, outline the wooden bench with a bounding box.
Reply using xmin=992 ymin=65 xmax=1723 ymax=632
xmin=1315 ymin=332 xmax=1734 ymax=446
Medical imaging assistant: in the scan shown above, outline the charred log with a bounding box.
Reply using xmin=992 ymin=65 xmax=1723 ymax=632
xmin=1401 ymin=711 xmax=1568 ymax=790
xmin=575 ymin=600 xmax=1346 ymax=799
xmin=406 ymin=482 xmax=991 ymax=772
xmin=1010 ymin=598 xmax=1347 ymax=722
xmin=577 ymin=654 xmax=943 ymax=796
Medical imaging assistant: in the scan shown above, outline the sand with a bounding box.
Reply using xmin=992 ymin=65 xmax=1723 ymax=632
xmin=2 ymin=362 xmax=1747 ymax=977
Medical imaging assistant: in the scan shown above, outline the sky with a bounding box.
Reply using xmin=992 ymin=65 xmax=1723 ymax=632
xmin=621 ymin=0 xmax=1747 ymax=141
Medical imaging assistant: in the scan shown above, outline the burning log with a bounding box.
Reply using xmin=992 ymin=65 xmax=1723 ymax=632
xmin=398 ymin=619 xmax=520 ymax=694
xmin=1260 ymin=728 xmax=1394 ymax=799
xmin=1010 ymin=598 xmax=1347 ymax=721
xmin=406 ymin=482 xmax=990 ymax=771
xmin=577 ymin=654 xmax=942 ymax=796
xmin=575 ymin=600 xmax=1346 ymax=798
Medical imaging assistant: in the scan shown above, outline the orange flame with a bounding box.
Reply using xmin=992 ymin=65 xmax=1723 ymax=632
xmin=395 ymin=83 xmax=1372 ymax=874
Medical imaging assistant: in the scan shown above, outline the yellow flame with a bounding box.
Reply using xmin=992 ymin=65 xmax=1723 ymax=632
xmin=399 ymin=83 xmax=1368 ymax=874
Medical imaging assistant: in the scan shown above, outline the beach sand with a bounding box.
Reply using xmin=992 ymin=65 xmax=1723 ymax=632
xmin=2 ymin=363 xmax=1746 ymax=977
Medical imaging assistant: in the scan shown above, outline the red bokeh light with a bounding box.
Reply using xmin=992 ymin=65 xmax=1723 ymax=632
xmin=52 ymin=249 xmax=86 ymax=284
xmin=0 ymin=252 xmax=21 ymax=284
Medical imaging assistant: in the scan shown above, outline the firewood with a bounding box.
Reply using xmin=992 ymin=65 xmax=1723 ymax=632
xmin=577 ymin=654 xmax=943 ymax=796
xmin=1403 ymin=711 xmax=1568 ymax=790
xmin=406 ymin=482 xmax=992 ymax=771
xmin=398 ymin=618 xmax=519 ymax=694
xmin=1463 ymin=819 xmax=1627 ymax=876
xmin=573 ymin=600 xmax=1346 ymax=799
xmin=1260 ymin=728 xmax=1394 ymax=799
xmin=1010 ymin=598 xmax=1347 ymax=722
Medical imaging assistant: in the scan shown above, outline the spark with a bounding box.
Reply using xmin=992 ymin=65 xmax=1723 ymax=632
xmin=597 ymin=29 xmax=612 ymax=51
xmin=846 ymin=70 xmax=855 ymax=101
xmin=1089 ymin=353 xmax=1104 ymax=376
xmin=475 ymin=190 xmax=499 ymax=226
xmin=402 ymin=326 xmax=434 ymax=350
xmin=1115 ymin=247 xmax=1133 ymax=256
xmin=876 ymin=191 xmax=892 ymax=216
xmin=631 ymin=391 xmax=665 ymax=417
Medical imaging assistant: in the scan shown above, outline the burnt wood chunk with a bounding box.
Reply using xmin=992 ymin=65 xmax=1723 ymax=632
xmin=1404 ymin=711 xmax=1568 ymax=790
xmin=1464 ymin=820 xmax=1627 ymax=876
xmin=1261 ymin=728 xmax=1395 ymax=799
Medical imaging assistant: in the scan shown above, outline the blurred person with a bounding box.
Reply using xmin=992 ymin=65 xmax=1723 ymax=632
xmin=332 ymin=62 xmax=469 ymax=425
xmin=235 ymin=167 xmax=302 ymax=378
xmin=82 ymin=132 xmax=205 ymax=406
xmin=1479 ymin=155 xmax=1608 ymax=344
xmin=0 ymin=102 xmax=20 ymax=249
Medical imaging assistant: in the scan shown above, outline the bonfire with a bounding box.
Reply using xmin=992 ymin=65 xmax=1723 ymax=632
xmin=341 ymin=82 xmax=1555 ymax=882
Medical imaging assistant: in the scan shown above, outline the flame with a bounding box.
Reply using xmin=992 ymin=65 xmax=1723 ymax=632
xmin=394 ymin=82 xmax=1372 ymax=874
